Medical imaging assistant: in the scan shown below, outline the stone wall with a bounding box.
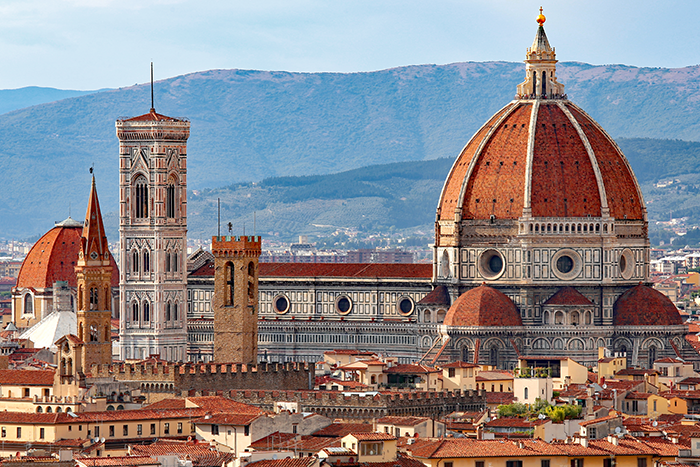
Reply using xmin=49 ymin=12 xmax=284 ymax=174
xmin=210 ymin=388 xmax=485 ymax=421
xmin=90 ymin=361 xmax=314 ymax=394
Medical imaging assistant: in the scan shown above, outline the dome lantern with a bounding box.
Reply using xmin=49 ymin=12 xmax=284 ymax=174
xmin=516 ymin=8 xmax=565 ymax=99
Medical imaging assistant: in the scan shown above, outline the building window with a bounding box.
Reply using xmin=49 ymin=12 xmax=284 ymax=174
xmin=39 ymin=427 xmax=45 ymax=439
xmin=164 ymin=423 xmax=169 ymax=435
xmin=603 ymin=459 xmax=615 ymax=467
xmin=360 ymin=442 xmax=382 ymax=456
xmin=137 ymin=424 xmax=142 ymax=436
xmin=1 ymin=427 xmax=6 ymax=438
xmin=150 ymin=423 xmax=156 ymax=435
xmin=132 ymin=302 xmax=139 ymax=322
xmin=166 ymin=180 xmax=176 ymax=218
xmin=23 ymin=294 xmax=33 ymax=315
xmin=475 ymin=463 xmax=484 ymax=467
xmin=541 ymin=461 xmax=550 ymax=467
xmin=173 ymin=303 xmax=178 ymax=322
xmin=166 ymin=302 xmax=171 ymax=321
xmin=109 ymin=425 xmax=115 ymax=437
xmin=132 ymin=250 xmax=139 ymax=273
xmin=506 ymin=462 xmax=522 ymax=467
xmin=444 ymin=463 xmax=453 ymax=467
xmin=123 ymin=425 xmax=128 ymax=436
xmin=637 ymin=459 xmax=647 ymax=467
xmin=448 ymin=368 xmax=456 ymax=378
xmin=143 ymin=301 xmax=150 ymax=322
xmin=177 ymin=422 xmax=182 ymax=434
xmin=23 ymin=388 xmax=29 ymax=398
xmin=212 ymin=424 xmax=219 ymax=435
xmin=589 ymin=428 xmax=597 ymax=439
xmin=16 ymin=427 xmax=21 ymax=438
xmin=94 ymin=426 xmax=99 ymax=437
xmin=143 ymin=250 xmax=150 ymax=273
xmin=571 ymin=459 xmax=584 ymax=467
xmin=134 ymin=175 xmax=149 ymax=219
xmin=226 ymin=262 xmax=235 ymax=306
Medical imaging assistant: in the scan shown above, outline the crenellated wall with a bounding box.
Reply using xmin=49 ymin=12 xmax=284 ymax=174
xmin=90 ymin=361 xmax=313 ymax=393
xmin=213 ymin=388 xmax=485 ymax=421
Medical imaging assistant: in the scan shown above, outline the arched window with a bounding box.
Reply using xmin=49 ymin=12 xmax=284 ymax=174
xmin=24 ymin=294 xmax=33 ymax=315
xmin=462 ymin=347 xmax=471 ymax=363
xmin=570 ymin=311 xmax=580 ymax=326
xmin=133 ymin=175 xmax=149 ymax=219
xmin=166 ymin=178 xmax=176 ymax=219
xmin=132 ymin=250 xmax=139 ymax=274
xmin=143 ymin=301 xmax=150 ymax=322
xmin=165 ymin=252 xmax=171 ymax=273
xmin=555 ymin=311 xmax=564 ymax=325
xmin=90 ymin=287 xmax=98 ymax=310
xmin=541 ymin=71 xmax=546 ymax=95
xmin=143 ymin=250 xmax=150 ymax=274
xmin=648 ymin=346 xmax=657 ymax=366
xmin=90 ymin=324 xmax=98 ymax=342
xmin=67 ymin=358 xmax=72 ymax=375
xmin=165 ymin=302 xmax=171 ymax=321
xmin=489 ymin=347 xmax=499 ymax=367
xmin=104 ymin=325 xmax=109 ymax=342
xmin=173 ymin=303 xmax=178 ymax=322
xmin=173 ymin=252 xmax=178 ymax=272
xmin=132 ymin=302 xmax=139 ymax=322
xmin=524 ymin=387 xmax=529 ymax=400
xmin=36 ymin=407 xmax=43 ymax=413
xmin=424 ymin=310 xmax=432 ymax=323
xmin=248 ymin=261 xmax=255 ymax=277
xmin=46 ymin=407 xmax=52 ymax=413
xmin=226 ymin=262 xmax=235 ymax=306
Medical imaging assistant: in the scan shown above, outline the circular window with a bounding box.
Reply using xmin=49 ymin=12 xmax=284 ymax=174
xmin=556 ymin=255 xmax=574 ymax=274
xmin=273 ymin=294 xmax=290 ymax=314
xmin=551 ymin=249 xmax=583 ymax=280
xmin=619 ymin=249 xmax=635 ymax=280
xmin=335 ymin=295 xmax=353 ymax=315
xmin=478 ymin=249 xmax=506 ymax=280
xmin=397 ymin=297 xmax=414 ymax=316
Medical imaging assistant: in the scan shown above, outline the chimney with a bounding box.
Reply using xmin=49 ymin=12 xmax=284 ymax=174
xmin=579 ymin=436 xmax=588 ymax=448
xmin=607 ymin=435 xmax=619 ymax=446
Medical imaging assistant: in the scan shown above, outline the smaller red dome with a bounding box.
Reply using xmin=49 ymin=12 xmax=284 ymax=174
xmin=444 ymin=285 xmax=522 ymax=327
xmin=613 ymin=285 xmax=683 ymax=326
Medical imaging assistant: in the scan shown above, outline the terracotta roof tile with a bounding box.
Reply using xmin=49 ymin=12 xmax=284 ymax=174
xmin=614 ymin=285 xmax=683 ymax=326
xmin=376 ymin=416 xmax=430 ymax=427
xmin=314 ymin=423 xmax=374 ymax=437
xmin=247 ymin=458 xmax=317 ymax=467
xmin=0 ymin=369 xmax=54 ymax=386
xmin=417 ymin=285 xmax=451 ymax=306
xmin=444 ymin=285 xmax=522 ymax=327
xmin=543 ymin=287 xmax=593 ymax=306
xmin=349 ymin=432 xmax=396 ymax=441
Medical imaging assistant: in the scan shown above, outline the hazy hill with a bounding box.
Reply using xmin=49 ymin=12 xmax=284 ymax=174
xmin=5 ymin=62 xmax=700 ymax=238
xmin=0 ymin=87 xmax=99 ymax=115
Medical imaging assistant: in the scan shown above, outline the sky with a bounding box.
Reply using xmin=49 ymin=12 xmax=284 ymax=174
xmin=0 ymin=0 xmax=699 ymax=90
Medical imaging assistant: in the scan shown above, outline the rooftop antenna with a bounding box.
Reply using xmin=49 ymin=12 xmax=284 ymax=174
xmin=227 ymin=222 xmax=232 ymax=234
xmin=150 ymin=62 xmax=155 ymax=112
xmin=217 ymin=198 xmax=221 ymax=238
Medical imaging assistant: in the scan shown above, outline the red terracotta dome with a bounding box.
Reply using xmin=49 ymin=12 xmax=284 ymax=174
xmin=443 ymin=285 xmax=522 ymax=327
xmin=437 ymin=100 xmax=644 ymax=224
xmin=613 ymin=284 xmax=683 ymax=326
xmin=16 ymin=218 xmax=119 ymax=289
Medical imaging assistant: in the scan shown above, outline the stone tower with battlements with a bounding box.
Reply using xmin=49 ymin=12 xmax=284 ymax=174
xmin=75 ymin=176 xmax=114 ymax=371
xmin=212 ymin=235 xmax=261 ymax=364
xmin=116 ymin=108 xmax=190 ymax=362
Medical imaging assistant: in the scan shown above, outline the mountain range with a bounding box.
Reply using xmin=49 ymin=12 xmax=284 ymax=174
xmin=4 ymin=62 xmax=700 ymax=239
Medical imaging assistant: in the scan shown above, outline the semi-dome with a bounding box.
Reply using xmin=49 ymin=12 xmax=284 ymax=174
xmin=436 ymin=19 xmax=645 ymax=230
xmin=443 ymin=285 xmax=522 ymax=327
xmin=16 ymin=217 xmax=118 ymax=289
xmin=613 ymin=284 xmax=683 ymax=326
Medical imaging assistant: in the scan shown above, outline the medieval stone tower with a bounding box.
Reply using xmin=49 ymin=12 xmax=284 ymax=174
xmin=75 ymin=176 xmax=114 ymax=371
xmin=116 ymin=108 xmax=190 ymax=362
xmin=212 ymin=235 xmax=261 ymax=364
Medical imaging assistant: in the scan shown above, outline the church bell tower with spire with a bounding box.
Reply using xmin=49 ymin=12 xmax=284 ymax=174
xmin=75 ymin=175 xmax=114 ymax=371
xmin=116 ymin=71 xmax=190 ymax=362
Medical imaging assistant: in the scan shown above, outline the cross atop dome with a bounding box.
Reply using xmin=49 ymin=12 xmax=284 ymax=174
xmin=516 ymin=7 xmax=566 ymax=99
